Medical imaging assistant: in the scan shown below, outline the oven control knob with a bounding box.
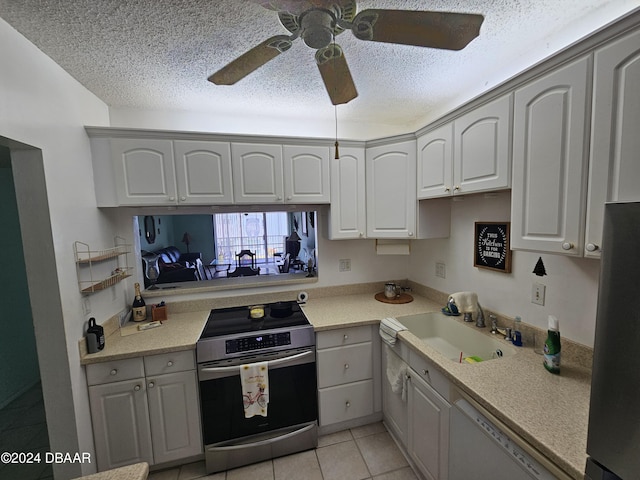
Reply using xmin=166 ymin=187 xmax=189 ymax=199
xmin=148 ymin=382 xmax=155 ymax=388
xmin=134 ymin=385 xmax=141 ymax=391
xmin=345 ymin=401 xmax=351 ymax=408
xmin=344 ymin=363 xmax=349 ymax=370
xmin=110 ymin=369 xmax=118 ymax=376
xmin=167 ymin=361 xmax=174 ymax=367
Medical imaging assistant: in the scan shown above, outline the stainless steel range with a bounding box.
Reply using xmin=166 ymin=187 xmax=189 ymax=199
xmin=196 ymin=301 xmax=318 ymax=474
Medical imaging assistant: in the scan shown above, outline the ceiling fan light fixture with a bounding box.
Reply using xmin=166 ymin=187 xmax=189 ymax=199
xmin=300 ymin=9 xmax=336 ymax=49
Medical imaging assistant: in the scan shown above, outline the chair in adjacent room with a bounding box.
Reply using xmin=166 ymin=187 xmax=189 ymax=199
xmin=228 ymin=250 xmax=260 ymax=277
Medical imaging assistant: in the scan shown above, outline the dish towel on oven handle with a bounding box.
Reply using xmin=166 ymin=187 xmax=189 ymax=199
xmin=379 ymin=317 xmax=407 ymax=346
xmin=240 ymin=361 xmax=269 ymax=418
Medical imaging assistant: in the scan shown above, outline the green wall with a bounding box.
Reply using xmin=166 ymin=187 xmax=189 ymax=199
xmin=0 ymin=146 xmax=39 ymax=408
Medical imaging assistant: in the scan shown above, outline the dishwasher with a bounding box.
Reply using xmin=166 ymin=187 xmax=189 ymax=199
xmin=449 ymin=389 xmax=571 ymax=480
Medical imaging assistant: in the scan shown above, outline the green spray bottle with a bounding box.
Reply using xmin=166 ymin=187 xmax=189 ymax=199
xmin=543 ymin=315 xmax=561 ymax=374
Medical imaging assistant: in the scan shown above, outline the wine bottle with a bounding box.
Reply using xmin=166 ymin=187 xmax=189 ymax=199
xmin=132 ymin=282 xmax=147 ymax=322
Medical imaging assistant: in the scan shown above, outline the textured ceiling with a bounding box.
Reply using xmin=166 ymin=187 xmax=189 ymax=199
xmin=0 ymin=1 xmax=637 ymax=138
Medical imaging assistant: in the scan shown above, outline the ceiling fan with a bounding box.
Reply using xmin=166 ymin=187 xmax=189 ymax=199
xmin=208 ymin=1 xmax=484 ymax=105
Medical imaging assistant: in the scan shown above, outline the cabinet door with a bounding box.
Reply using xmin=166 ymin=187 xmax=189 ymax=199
xmin=408 ymin=371 xmax=450 ymax=480
xmin=328 ymin=146 xmax=366 ymax=239
xmin=417 ymin=124 xmax=453 ymax=199
xmin=511 ymin=56 xmax=590 ymax=255
xmin=366 ymin=140 xmax=417 ymax=238
xmin=147 ymin=370 xmax=202 ymax=464
xmin=454 ymin=94 xmax=512 ymax=195
xmin=231 ymin=143 xmax=283 ymax=203
xmin=89 ymin=378 xmax=153 ymax=471
xmin=173 ymin=140 xmax=233 ymax=205
xmin=586 ymin=29 xmax=640 ymax=258
xmin=283 ymin=145 xmax=330 ymax=203
xmin=111 ymin=138 xmax=177 ymax=205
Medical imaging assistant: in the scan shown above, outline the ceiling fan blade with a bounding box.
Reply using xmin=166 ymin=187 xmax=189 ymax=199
xmin=316 ymin=44 xmax=358 ymax=105
xmin=208 ymin=35 xmax=293 ymax=85
xmin=351 ymin=9 xmax=484 ymax=50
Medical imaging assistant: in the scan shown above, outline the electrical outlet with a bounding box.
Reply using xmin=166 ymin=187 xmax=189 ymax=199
xmin=436 ymin=262 xmax=446 ymax=278
xmin=532 ymin=283 xmax=546 ymax=306
xmin=82 ymin=297 xmax=91 ymax=315
xmin=339 ymin=259 xmax=351 ymax=272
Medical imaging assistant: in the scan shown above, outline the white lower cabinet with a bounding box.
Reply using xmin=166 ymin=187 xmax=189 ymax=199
xmin=87 ymin=351 xmax=202 ymax=471
xmin=316 ymin=326 xmax=380 ymax=429
xmin=382 ymin=344 xmax=451 ymax=480
xmin=407 ymin=353 xmax=451 ymax=480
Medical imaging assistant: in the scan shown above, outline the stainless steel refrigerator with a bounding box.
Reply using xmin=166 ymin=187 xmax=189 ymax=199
xmin=586 ymin=202 xmax=640 ymax=480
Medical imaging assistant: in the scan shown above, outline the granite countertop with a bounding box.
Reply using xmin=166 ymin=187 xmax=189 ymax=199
xmin=79 ymin=311 xmax=209 ymax=365
xmin=301 ymin=292 xmax=592 ymax=480
xmin=70 ymin=462 xmax=148 ymax=480
xmin=79 ymin=291 xmax=591 ymax=478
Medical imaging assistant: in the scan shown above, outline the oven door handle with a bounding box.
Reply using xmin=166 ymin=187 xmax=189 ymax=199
xmin=200 ymin=350 xmax=313 ymax=374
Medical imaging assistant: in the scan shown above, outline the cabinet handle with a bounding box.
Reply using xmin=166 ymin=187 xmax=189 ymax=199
xmin=408 ymin=232 xmax=414 ymax=237
xmin=167 ymin=361 xmax=174 ymax=367
xmin=168 ymin=196 xmax=175 ymax=202
xmin=586 ymin=243 xmax=599 ymax=252
xmin=444 ymin=187 xmax=451 ymax=193
xmin=344 ymin=363 xmax=349 ymax=370
xmin=562 ymin=242 xmax=574 ymax=250
xmin=134 ymin=385 xmax=141 ymax=391
xmin=277 ymin=196 xmax=282 ymax=200
xmin=287 ymin=196 xmax=292 ymax=201
xmin=110 ymin=369 xmax=118 ymax=376
xmin=180 ymin=196 xmax=186 ymax=201
xmin=359 ymin=232 xmax=364 ymax=237
xmin=148 ymin=382 xmax=155 ymax=388
xmin=422 ymin=369 xmax=429 ymax=376
xmin=343 ymin=334 xmax=349 ymax=341
xmin=454 ymin=185 xmax=461 ymax=191
xmin=345 ymin=401 xmax=351 ymax=408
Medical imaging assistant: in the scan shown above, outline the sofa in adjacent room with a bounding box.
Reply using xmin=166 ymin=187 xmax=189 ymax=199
xmin=141 ymin=246 xmax=202 ymax=286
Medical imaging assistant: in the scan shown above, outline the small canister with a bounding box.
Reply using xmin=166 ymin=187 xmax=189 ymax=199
xmin=86 ymin=317 xmax=105 ymax=354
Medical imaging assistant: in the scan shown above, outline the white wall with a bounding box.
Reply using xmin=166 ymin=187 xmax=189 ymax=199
xmin=408 ymin=192 xmax=600 ymax=347
xmin=0 ymin=17 xmax=115 ymax=478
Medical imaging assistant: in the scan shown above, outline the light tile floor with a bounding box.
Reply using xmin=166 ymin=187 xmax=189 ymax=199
xmin=149 ymin=422 xmax=417 ymax=480
xmin=0 ymin=382 xmax=53 ymax=480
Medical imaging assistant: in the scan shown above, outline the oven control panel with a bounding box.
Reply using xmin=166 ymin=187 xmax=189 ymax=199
xmin=226 ymin=332 xmax=291 ymax=354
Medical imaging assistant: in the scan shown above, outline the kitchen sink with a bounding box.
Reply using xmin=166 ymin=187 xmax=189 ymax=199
xmin=396 ymin=312 xmax=516 ymax=363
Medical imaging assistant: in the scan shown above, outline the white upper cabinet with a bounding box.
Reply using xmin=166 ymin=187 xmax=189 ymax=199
xmin=328 ymin=146 xmax=366 ymax=239
xmin=585 ymin=28 xmax=640 ymax=258
xmin=95 ymin=137 xmax=233 ymax=206
xmin=511 ymin=56 xmax=591 ymax=255
xmin=417 ymin=123 xmax=453 ymax=199
xmin=231 ymin=143 xmax=284 ymax=204
xmin=283 ymin=145 xmax=330 ymax=203
xmin=417 ymin=94 xmax=511 ymax=200
xmin=173 ymin=140 xmax=233 ymax=205
xmin=453 ymin=94 xmax=512 ymax=195
xmin=111 ymin=138 xmax=177 ymax=206
xmin=366 ymin=139 xmax=417 ymax=238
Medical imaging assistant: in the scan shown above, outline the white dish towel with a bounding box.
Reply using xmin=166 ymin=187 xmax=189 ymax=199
xmin=385 ymin=345 xmax=409 ymax=401
xmin=379 ymin=317 xmax=407 ymax=346
xmin=449 ymin=291 xmax=479 ymax=315
xmin=240 ymin=361 xmax=269 ymax=418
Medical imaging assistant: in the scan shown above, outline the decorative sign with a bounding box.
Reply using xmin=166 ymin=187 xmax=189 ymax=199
xmin=474 ymin=222 xmax=512 ymax=273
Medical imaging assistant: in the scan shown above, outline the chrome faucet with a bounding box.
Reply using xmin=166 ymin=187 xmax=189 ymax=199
xmin=475 ymin=303 xmax=486 ymax=328
xmin=490 ymin=314 xmax=512 ymax=341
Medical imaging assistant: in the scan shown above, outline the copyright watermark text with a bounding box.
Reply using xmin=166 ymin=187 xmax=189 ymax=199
xmin=1 ymin=451 xmax=91 ymax=464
